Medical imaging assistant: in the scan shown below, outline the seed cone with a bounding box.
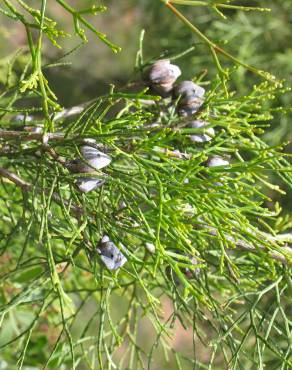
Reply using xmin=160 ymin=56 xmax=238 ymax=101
xmin=68 ymin=145 xmax=111 ymax=174
xmin=76 ymin=177 xmax=104 ymax=193
xmin=80 ymin=145 xmax=111 ymax=170
xmin=144 ymin=59 xmax=181 ymax=97
xmin=145 ymin=242 xmax=156 ymax=254
xmin=11 ymin=114 xmax=33 ymax=123
xmin=208 ymin=156 xmax=229 ymax=167
xmin=97 ymin=236 xmax=127 ymax=270
xmin=189 ymin=120 xmax=215 ymax=143
xmin=173 ymin=81 xmax=205 ymax=103
xmin=173 ymin=80 xmax=205 ymax=116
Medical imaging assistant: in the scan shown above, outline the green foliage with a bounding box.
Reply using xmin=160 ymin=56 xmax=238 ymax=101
xmin=0 ymin=1 xmax=291 ymax=369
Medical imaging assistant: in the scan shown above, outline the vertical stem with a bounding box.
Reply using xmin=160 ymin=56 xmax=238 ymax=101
xmin=36 ymin=0 xmax=53 ymax=131
xmin=163 ymin=1 xmax=275 ymax=81
xmin=25 ymin=26 xmax=35 ymax=64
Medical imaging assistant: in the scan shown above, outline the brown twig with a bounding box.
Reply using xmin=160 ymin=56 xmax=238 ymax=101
xmin=0 ymin=130 xmax=64 ymax=142
xmin=52 ymin=93 xmax=156 ymax=121
xmin=0 ymin=128 xmax=192 ymax=160
xmin=0 ymin=167 xmax=31 ymax=191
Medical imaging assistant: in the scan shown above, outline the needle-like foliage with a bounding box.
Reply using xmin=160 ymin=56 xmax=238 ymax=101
xmin=0 ymin=1 xmax=291 ymax=369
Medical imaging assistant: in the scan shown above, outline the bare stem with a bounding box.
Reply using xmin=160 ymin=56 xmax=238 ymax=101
xmin=53 ymin=101 xmax=94 ymax=121
xmin=0 ymin=167 xmax=31 ymax=191
xmin=0 ymin=130 xmax=64 ymax=142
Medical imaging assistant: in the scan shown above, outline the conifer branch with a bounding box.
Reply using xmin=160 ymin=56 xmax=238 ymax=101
xmin=1 ymin=165 xmax=290 ymax=264
xmin=0 ymin=129 xmax=64 ymax=142
xmin=0 ymin=1 xmax=291 ymax=368
xmin=0 ymin=166 xmax=31 ymax=191
xmin=207 ymin=227 xmax=292 ymax=265
xmin=0 ymin=166 xmax=83 ymax=215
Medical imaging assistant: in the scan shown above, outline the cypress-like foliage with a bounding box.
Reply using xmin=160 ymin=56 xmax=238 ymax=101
xmin=0 ymin=1 xmax=291 ymax=369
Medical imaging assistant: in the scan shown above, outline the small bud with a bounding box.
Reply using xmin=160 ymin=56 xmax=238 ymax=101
xmin=208 ymin=156 xmax=229 ymax=167
xmin=144 ymin=59 xmax=181 ymax=97
xmin=101 ymin=235 xmax=110 ymax=243
xmin=145 ymin=242 xmax=156 ymax=254
xmin=76 ymin=177 xmax=104 ymax=192
xmin=189 ymin=120 xmax=215 ymax=143
xmin=97 ymin=236 xmax=127 ymax=270
xmin=119 ymin=200 xmax=127 ymax=210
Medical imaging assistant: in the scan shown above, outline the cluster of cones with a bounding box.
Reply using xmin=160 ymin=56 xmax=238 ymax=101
xmin=8 ymin=62 xmax=232 ymax=271
xmin=144 ymin=59 xmax=230 ymax=167
xmin=67 ymin=143 xmax=111 ymax=193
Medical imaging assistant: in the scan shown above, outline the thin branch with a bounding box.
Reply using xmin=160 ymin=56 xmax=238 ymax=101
xmin=0 ymin=130 xmax=64 ymax=142
xmin=0 ymin=129 xmax=191 ymax=159
xmin=52 ymin=97 xmax=156 ymax=121
xmin=53 ymin=100 xmax=94 ymax=121
xmin=207 ymin=227 xmax=292 ymax=265
xmin=1 ymin=165 xmax=290 ymax=265
xmin=163 ymin=1 xmax=276 ymax=82
xmin=0 ymin=166 xmax=83 ymax=215
xmin=0 ymin=167 xmax=31 ymax=191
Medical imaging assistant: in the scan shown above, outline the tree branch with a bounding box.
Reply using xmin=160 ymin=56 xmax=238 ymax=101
xmin=0 ymin=166 xmax=83 ymax=215
xmin=53 ymin=101 xmax=94 ymax=121
xmin=207 ymin=227 xmax=292 ymax=265
xmin=0 ymin=129 xmax=191 ymax=160
xmin=0 ymin=130 xmax=64 ymax=142
xmin=1 ymin=167 xmax=291 ymax=265
xmin=0 ymin=167 xmax=31 ymax=191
